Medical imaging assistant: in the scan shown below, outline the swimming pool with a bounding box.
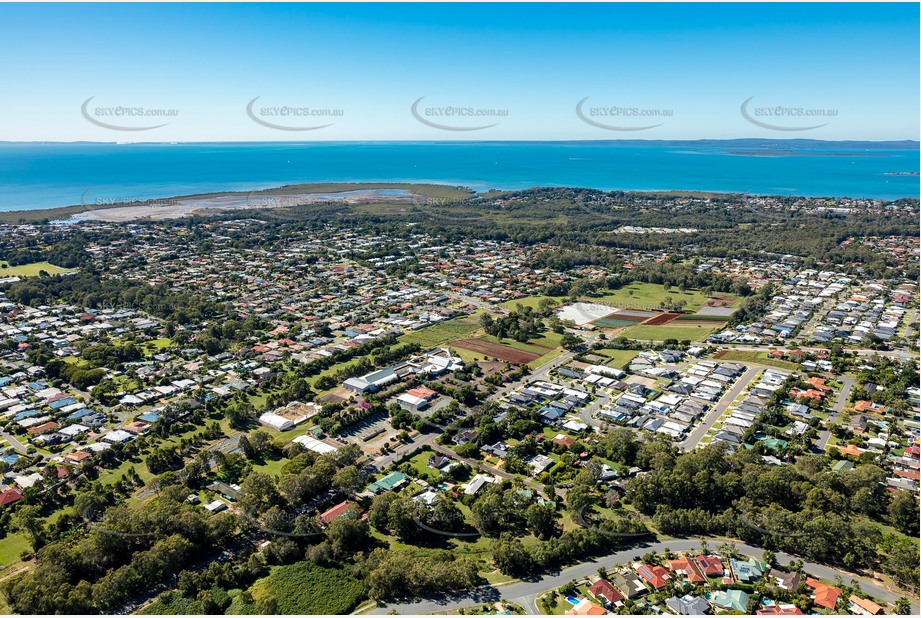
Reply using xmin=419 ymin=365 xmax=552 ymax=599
xmin=566 ymin=596 xmax=580 ymax=605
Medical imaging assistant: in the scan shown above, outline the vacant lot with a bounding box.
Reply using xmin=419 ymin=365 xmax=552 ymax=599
xmin=252 ymin=561 xmax=367 ymax=615
xmin=713 ymin=350 xmax=800 ymax=370
xmin=452 ymin=338 xmax=540 ymax=364
xmin=587 ymin=282 xmax=728 ymax=313
xmin=0 ymin=261 xmax=75 ymax=277
xmin=594 ymin=348 xmax=640 ymax=368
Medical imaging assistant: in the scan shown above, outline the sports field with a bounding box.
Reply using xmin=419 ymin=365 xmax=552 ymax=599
xmin=0 ymin=261 xmax=75 ymax=277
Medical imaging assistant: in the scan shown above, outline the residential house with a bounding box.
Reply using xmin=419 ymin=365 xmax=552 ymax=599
xmin=666 ymin=595 xmax=710 ymax=615
xmin=695 ymin=554 xmax=724 ymax=577
xmin=636 ymin=564 xmax=670 ymax=589
xmin=565 ymin=599 xmax=606 ymax=616
xmin=731 ymin=557 xmax=766 ymax=583
xmin=848 ymin=596 xmax=884 ymax=615
xmin=768 ymin=568 xmax=801 ymax=591
xmin=320 ymin=500 xmax=357 ymax=524
xmin=611 ymin=573 xmax=647 ymax=599
xmin=806 ymin=578 xmax=841 ymax=611
xmin=756 ymin=604 xmax=804 ymax=615
xmin=587 ymin=579 xmax=623 ymax=607
xmin=667 ymin=556 xmax=706 ymax=584
xmin=710 ymin=589 xmax=750 ymax=612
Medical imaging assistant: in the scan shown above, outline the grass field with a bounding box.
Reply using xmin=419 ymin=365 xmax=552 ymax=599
xmin=622 ymin=323 xmax=719 ymax=342
xmin=251 ymin=561 xmax=367 ymax=614
xmin=587 ymin=282 xmax=718 ymax=312
xmin=500 ymin=295 xmax=566 ymax=311
xmin=0 ymin=261 xmax=75 ymax=277
xmin=400 ymin=314 xmax=482 ymax=348
xmin=714 ymin=350 xmax=800 ymax=370
xmin=594 ymin=348 xmax=640 ymax=368
xmin=143 ymin=338 xmax=173 ymax=350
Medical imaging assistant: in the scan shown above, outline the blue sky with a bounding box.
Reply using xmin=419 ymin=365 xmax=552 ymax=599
xmin=0 ymin=2 xmax=917 ymax=141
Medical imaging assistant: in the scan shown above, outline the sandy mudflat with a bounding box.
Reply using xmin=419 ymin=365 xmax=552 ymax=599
xmin=76 ymin=188 xmax=419 ymax=222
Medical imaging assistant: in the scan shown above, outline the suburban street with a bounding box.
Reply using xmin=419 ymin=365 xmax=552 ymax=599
xmin=815 ymin=375 xmax=856 ymax=452
xmin=1 ymin=431 xmax=29 ymax=455
xmin=679 ymin=364 xmax=761 ymax=451
xmin=368 ymin=538 xmax=918 ymax=615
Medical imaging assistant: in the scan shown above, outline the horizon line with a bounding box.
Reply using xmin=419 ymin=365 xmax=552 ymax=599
xmin=3 ymin=138 xmax=920 ymax=146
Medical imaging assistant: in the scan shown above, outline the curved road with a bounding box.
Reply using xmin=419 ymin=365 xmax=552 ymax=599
xmin=368 ymin=538 xmax=918 ymax=614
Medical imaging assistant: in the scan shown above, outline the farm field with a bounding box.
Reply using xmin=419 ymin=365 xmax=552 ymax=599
xmin=622 ymin=322 xmax=720 ymax=342
xmin=452 ymin=338 xmax=540 ymax=364
xmin=591 ymin=317 xmax=638 ymax=329
xmin=0 ymin=261 xmax=75 ymax=277
xmin=586 ymin=282 xmax=717 ymax=312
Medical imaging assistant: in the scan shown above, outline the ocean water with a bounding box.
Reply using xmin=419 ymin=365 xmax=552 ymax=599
xmin=0 ymin=141 xmax=917 ymax=212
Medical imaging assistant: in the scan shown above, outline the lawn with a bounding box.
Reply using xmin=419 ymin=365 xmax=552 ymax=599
xmin=594 ymin=348 xmax=639 ymax=368
xmin=405 ymin=451 xmax=439 ymax=483
xmin=586 ymin=282 xmax=718 ymax=312
xmin=251 ymin=561 xmax=367 ymax=614
xmin=622 ymin=323 xmax=719 ymax=342
xmin=143 ymin=338 xmax=173 ymax=350
xmin=0 ymin=261 xmax=76 ymax=277
xmin=249 ymin=456 xmax=289 ymax=479
xmin=0 ymin=532 xmax=31 ymax=566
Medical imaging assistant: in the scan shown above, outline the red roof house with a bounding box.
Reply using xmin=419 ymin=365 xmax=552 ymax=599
xmin=666 ymin=556 xmax=706 ymax=583
xmin=695 ymin=554 xmax=724 ymax=576
xmin=636 ymin=564 xmax=670 ymax=589
xmin=806 ymin=578 xmax=841 ymax=610
xmin=587 ymin=579 xmax=623 ymax=606
xmin=0 ymin=488 xmax=23 ymax=506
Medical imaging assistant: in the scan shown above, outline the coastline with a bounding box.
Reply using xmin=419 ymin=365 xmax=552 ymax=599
xmin=0 ymin=183 xmax=474 ymax=224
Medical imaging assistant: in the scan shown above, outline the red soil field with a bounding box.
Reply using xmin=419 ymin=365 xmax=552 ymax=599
xmin=452 ymin=339 xmax=541 ymax=364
